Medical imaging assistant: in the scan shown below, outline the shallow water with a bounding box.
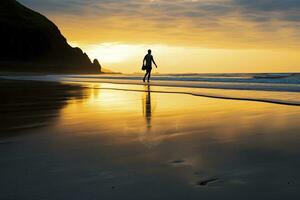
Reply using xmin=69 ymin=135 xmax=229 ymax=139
xmin=1 ymin=80 xmax=300 ymax=200
xmin=2 ymin=74 xmax=300 ymax=105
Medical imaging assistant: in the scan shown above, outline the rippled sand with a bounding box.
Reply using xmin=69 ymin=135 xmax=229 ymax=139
xmin=1 ymin=79 xmax=300 ymax=200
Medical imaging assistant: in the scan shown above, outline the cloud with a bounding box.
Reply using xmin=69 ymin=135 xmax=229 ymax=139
xmin=234 ymin=0 xmax=300 ymax=11
xmin=19 ymin=0 xmax=300 ymax=24
xmin=18 ymin=0 xmax=300 ymax=47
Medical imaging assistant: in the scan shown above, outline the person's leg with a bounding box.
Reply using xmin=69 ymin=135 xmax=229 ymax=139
xmin=147 ymin=70 xmax=151 ymax=82
xmin=143 ymin=71 xmax=148 ymax=82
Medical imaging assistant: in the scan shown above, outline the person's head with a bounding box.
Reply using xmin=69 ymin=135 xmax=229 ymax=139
xmin=148 ymin=49 xmax=152 ymax=54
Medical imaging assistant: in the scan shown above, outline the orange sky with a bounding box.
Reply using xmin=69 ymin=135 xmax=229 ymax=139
xmin=20 ymin=0 xmax=300 ymax=73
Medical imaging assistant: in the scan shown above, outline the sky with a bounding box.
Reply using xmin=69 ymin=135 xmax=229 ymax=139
xmin=19 ymin=0 xmax=300 ymax=73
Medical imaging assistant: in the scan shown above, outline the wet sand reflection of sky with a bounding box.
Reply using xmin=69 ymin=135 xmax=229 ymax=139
xmin=2 ymin=81 xmax=300 ymax=199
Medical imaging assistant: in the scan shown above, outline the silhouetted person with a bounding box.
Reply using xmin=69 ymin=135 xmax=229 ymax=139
xmin=142 ymin=49 xmax=157 ymax=82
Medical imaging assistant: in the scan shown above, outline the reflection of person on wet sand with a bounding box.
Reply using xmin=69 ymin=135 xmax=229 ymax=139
xmin=140 ymin=85 xmax=163 ymax=148
xmin=142 ymin=49 xmax=158 ymax=83
xmin=142 ymin=85 xmax=152 ymax=130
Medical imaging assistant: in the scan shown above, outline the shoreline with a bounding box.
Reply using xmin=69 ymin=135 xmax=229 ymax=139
xmin=1 ymin=77 xmax=300 ymax=107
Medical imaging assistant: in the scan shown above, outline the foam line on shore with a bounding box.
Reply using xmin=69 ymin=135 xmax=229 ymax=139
xmin=62 ymin=77 xmax=300 ymax=92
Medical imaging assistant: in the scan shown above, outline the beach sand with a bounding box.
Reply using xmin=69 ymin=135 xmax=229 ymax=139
xmin=1 ymin=79 xmax=300 ymax=200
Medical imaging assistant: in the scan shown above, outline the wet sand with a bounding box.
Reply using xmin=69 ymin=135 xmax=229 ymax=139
xmin=1 ymin=79 xmax=300 ymax=200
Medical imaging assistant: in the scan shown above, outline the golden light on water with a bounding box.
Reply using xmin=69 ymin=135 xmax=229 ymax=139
xmin=58 ymin=84 xmax=300 ymax=147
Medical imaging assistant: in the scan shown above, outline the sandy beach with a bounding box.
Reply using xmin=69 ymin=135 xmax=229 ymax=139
xmin=3 ymin=0 xmax=300 ymax=199
xmin=1 ymin=79 xmax=300 ymax=200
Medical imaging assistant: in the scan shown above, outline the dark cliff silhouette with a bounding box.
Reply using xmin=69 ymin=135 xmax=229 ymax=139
xmin=0 ymin=0 xmax=101 ymax=73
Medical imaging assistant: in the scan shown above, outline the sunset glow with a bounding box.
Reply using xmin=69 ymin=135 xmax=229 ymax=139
xmin=19 ymin=0 xmax=300 ymax=73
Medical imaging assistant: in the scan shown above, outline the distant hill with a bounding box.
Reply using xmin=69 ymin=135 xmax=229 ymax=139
xmin=0 ymin=0 xmax=101 ymax=73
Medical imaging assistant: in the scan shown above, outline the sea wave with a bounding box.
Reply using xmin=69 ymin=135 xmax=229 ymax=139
xmin=1 ymin=73 xmax=300 ymax=106
xmin=65 ymin=73 xmax=300 ymax=84
xmin=56 ymin=74 xmax=300 ymax=92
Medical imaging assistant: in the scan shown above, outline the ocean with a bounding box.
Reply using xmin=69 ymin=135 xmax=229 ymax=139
xmin=1 ymin=73 xmax=300 ymax=105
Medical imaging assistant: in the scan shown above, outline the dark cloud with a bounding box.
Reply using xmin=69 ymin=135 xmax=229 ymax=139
xmin=18 ymin=0 xmax=300 ymax=43
xmin=233 ymin=0 xmax=300 ymax=24
xmin=18 ymin=0 xmax=300 ymax=21
xmin=234 ymin=0 xmax=300 ymax=11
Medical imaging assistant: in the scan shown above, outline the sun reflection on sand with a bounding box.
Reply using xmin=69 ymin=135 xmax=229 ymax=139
xmin=57 ymin=83 xmax=300 ymax=153
xmin=3 ymin=81 xmax=300 ymax=199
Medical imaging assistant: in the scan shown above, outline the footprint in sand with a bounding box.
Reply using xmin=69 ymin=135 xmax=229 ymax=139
xmin=170 ymin=159 xmax=185 ymax=164
xmin=196 ymin=178 xmax=220 ymax=186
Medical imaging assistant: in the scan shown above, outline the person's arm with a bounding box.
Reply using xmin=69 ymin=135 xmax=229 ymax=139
xmin=152 ymin=57 xmax=158 ymax=68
